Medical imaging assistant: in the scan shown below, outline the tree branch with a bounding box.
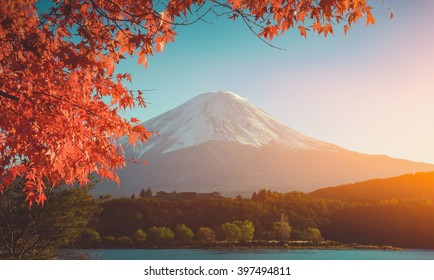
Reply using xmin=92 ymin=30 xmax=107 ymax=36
xmin=239 ymin=13 xmax=286 ymax=51
xmin=0 ymin=90 xmax=19 ymax=101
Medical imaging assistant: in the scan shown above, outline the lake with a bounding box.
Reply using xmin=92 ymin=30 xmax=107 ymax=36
xmin=83 ymin=248 xmax=434 ymax=260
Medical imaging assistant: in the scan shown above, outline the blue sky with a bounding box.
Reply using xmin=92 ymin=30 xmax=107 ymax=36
xmin=117 ymin=1 xmax=434 ymax=164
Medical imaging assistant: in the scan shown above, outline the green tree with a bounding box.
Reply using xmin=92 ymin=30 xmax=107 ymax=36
xmin=0 ymin=180 xmax=100 ymax=259
xmin=196 ymin=227 xmax=216 ymax=243
xmin=75 ymin=228 xmax=101 ymax=248
xmin=218 ymin=222 xmax=241 ymax=242
xmin=273 ymin=222 xmax=291 ymax=241
xmin=175 ymin=224 xmax=194 ymax=242
xmin=140 ymin=187 xmax=153 ymax=198
xmin=302 ymin=228 xmax=324 ymax=243
xmin=147 ymin=226 xmax=175 ymax=244
xmin=234 ymin=220 xmax=255 ymax=242
xmin=134 ymin=229 xmax=147 ymax=246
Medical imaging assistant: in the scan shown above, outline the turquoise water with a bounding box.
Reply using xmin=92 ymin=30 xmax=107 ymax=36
xmin=85 ymin=249 xmax=434 ymax=260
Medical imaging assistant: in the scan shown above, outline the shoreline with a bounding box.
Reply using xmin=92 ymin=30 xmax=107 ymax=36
xmin=87 ymin=241 xmax=401 ymax=251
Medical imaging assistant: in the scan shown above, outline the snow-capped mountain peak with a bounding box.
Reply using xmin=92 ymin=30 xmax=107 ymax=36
xmin=125 ymin=90 xmax=332 ymax=157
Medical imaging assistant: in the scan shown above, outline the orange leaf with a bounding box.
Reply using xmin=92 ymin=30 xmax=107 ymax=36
xmin=229 ymin=0 xmax=241 ymax=10
xmin=298 ymin=26 xmax=307 ymax=38
xmin=130 ymin=117 xmax=140 ymax=124
xmin=366 ymin=12 xmax=375 ymax=26
xmin=138 ymin=54 xmax=148 ymax=68
xmin=343 ymin=25 xmax=349 ymax=36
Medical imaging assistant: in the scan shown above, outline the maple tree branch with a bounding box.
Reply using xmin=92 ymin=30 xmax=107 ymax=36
xmin=103 ymin=0 xmax=156 ymax=20
xmin=90 ymin=1 xmax=130 ymax=36
xmin=131 ymin=88 xmax=157 ymax=92
xmin=208 ymin=7 xmax=234 ymax=18
xmin=211 ymin=1 xmax=286 ymax=50
xmin=0 ymin=90 xmax=19 ymax=101
xmin=94 ymin=0 xmax=212 ymax=28
xmin=239 ymin=13 xmax=286 ymax=51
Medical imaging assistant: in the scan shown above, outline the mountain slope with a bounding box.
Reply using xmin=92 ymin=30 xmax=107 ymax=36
xmin=95 ymin=91 xmax=434 ymax=197
xmin=310 ymin=172 xmax=434 ymax=202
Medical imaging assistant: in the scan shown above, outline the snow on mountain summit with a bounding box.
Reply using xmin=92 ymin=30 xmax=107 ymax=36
xmin=128 ymin=91 xmax=332 ymax=157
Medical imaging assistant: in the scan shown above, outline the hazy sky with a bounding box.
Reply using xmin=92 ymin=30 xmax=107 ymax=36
xmin=88 ymin=1 xmax=434 ymax=164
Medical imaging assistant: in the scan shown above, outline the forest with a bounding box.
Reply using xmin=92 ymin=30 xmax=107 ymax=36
xmin=93 ymin=186 xmax=434 ymax=248
xmin=3 ymin=172 xmax=434 ymax=259
xmin=93 ymin=189 xmax=335 ymax=247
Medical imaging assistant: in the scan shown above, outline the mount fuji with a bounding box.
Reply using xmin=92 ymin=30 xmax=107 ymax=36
xmin=95 ymin=91 xmax=434 ymax=197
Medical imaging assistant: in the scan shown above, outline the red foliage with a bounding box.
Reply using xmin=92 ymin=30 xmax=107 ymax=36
xmin=0 ymin=0 xmax=378 ymax=205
